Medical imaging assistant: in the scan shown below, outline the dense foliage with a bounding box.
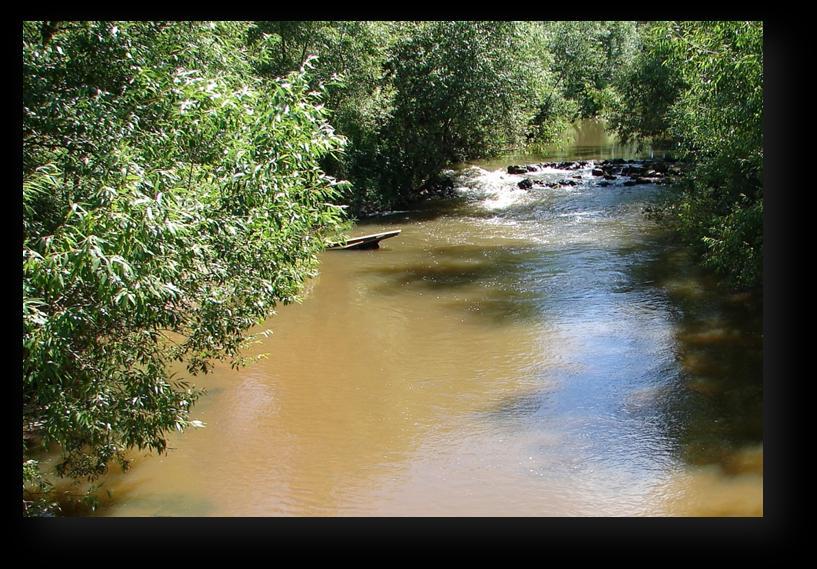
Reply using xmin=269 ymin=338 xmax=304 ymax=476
xmin=23 ymin=21 xmax=348 ymax=513
xmin=545 ymin=21 xmax=640 ymax=119
xmin=22 ymin=19 xmax=762 ymax=515
xmin=603 ymin=24 xmax=687 ymax=143
xmin=358 ymin=21 xmax=561 ymax=208
xmin=605 ymin=21 xmax=763 ymax=288
xmin=246 ymin=21 xmax=570 ymax=213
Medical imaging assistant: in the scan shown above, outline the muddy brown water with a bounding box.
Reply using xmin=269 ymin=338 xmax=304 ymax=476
xmin=91 ymin=121 xmax=762 ymax=516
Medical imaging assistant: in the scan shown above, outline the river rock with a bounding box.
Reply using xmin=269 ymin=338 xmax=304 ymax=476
xmin=647 ymin=161 xmax=668 ymax=174
xmin=592 ymin=168 xmax=604 ymax=176
xmin=622 ymin=165 xmax=645 ymax=176
xmin=604 ymin=174 xmax=617 ymax=180
xmin=518 ymin=178 xmax=533 ymax=189
xmin=507 ymin=165 xmax=528 ymax=175
xmin=417 ymin=171 xmax=456 ymax=199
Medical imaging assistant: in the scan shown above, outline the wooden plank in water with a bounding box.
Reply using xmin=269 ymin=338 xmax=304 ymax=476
xmin=327 ymin=230 xmax=401 ymax=250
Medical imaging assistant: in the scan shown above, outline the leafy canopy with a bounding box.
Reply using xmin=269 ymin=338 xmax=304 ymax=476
xmin=23 ymin=21 xmax=348 ymax=501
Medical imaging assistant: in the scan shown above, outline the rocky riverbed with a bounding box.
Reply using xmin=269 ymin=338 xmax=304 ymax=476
xmin=507 ymin=158 xmax=685 ymax=190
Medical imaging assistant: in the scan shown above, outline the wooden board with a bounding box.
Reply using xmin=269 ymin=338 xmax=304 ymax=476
xmin=327 ymin=230 xmax=401 ymax=250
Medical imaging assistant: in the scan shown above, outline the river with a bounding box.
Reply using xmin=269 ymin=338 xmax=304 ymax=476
xmin=93 ymin=121 xmax=762 ymax=516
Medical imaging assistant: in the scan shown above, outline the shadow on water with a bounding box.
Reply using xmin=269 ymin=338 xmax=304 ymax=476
xmin=37 ymin=455 xmax=218 ymax=517
xmin=359 ymin=244 xmax=553 ymax=326
xmin=633 ymin=238 xmax=763 ymax=474
xmin=356 ymin=196 xmax=469 ymax=226
xmin=467 ymin=228 xmax=762 ymax=484
xmin=90 ymin=486 xmax=217 ymax=517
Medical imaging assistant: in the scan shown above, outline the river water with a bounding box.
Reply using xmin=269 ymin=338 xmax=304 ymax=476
xmin=94 ymin=121 xmax=762 ymax=516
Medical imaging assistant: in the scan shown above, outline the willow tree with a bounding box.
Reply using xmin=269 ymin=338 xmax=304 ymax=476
xmin=22 ymin=21 xmax=348 ymax=513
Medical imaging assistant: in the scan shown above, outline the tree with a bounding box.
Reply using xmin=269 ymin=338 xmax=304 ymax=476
xmin=546 ymin=21 xmax=640 ymax=118
xmin=605 ymin=21 xmax=763 ymax=288
xmin=604 ymin=22 xmax=687 ymax=143
xmin=23 ymin=21 xmax=348 ymax=513
xmin=668 ymin=21 xmax=763 ymax=288
xmin=246 ymin=21 xmax=406 ymax=213
xmin=364 ymin=21 xmax=558 ymax=206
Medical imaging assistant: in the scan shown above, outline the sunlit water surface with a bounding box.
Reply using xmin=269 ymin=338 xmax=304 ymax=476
xmin=93 ymin=121 xmax=762 ymax=516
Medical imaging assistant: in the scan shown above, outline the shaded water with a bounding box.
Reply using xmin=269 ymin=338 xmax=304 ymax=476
xmin=93 ymin=121 xmax=762 ymax=516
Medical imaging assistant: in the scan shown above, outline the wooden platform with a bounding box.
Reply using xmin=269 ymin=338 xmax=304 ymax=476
xmin=327 ymin=230 xmax=401 ymax=250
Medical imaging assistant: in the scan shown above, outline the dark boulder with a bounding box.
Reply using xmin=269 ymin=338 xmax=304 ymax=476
xmin=517 ymin=178 xmax=533 ymax=190
xmin=648 ymin=161 xmax=668 ymax=174
xmin=592 ymin=168 xmax=605 ymax=176
xmin=507 ymin=165 xmax=528 ymax=175
xmin=417 ymin=171 xmax=456 ymax=199
xmin=526 ymin=165 xmax=539 ymax=172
